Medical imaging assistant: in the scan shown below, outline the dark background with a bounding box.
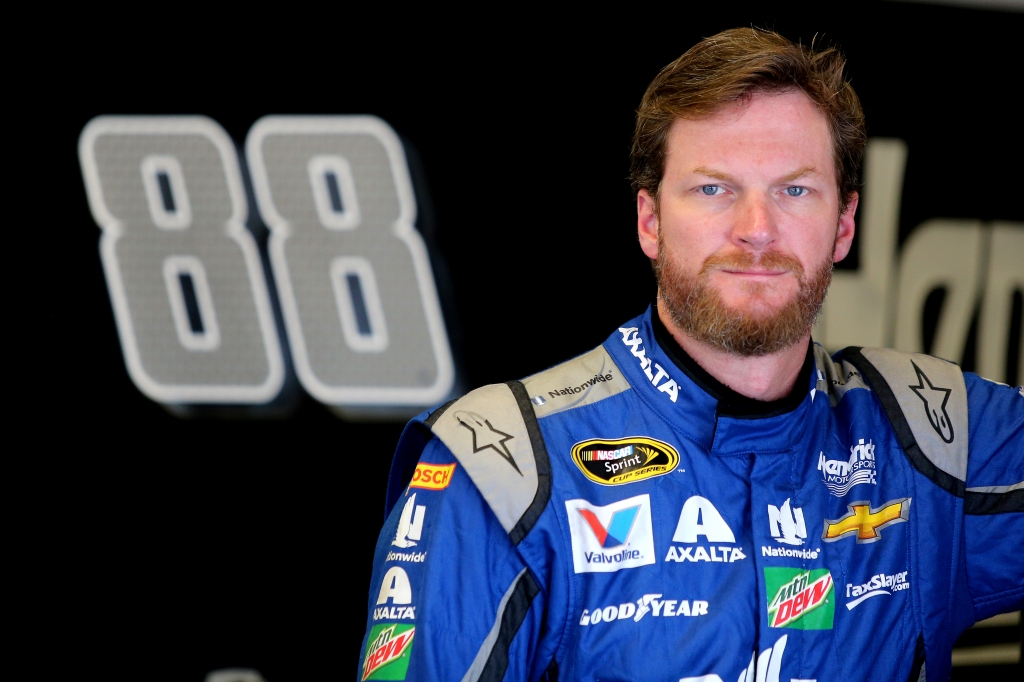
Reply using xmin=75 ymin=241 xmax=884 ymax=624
xmin=15 ymin=2 xmax=1022 ymax=680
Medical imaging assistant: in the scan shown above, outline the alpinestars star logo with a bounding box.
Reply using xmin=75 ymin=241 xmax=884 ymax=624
xmin=454 ymin=410 xmax=521 ymax=474
xmin=908 ymin=361 xmax=954 ymax=443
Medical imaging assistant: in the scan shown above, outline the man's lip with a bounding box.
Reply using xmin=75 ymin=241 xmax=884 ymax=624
xmin=718 ymin=269 xmax=790 ymax=276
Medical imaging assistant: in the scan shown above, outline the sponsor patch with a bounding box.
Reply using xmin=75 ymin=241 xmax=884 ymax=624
xmin=579 ymin=593 xmax=709 ymax=625
xmin=764 ymin=568 xmax=835 ymax=630
xmin=665 ymin=495 xmax=747 ymax=564
xmin=618 ymin=327 xmax=680 ymax=402
xmin=845 ymin=570 xmax=909 ymax=610
xmin=571 ymin=437 xmax=679 ymax=486
xmin=767 ymin=498 xmax=807 ymax=546
xmin=392 ymin=494 xmax=425 ymax=548
xmin=566 ymin=494 xmax=655 ymax=573
xmin=818 ymin=438 xmax=878 ymax=497
xmin=362 ymin=623 xmax=415 ymax=680
xmin=408 ymin=463 xmax=456 ymax=491
xmin=822 ymin=498 xmax=911 ymax=543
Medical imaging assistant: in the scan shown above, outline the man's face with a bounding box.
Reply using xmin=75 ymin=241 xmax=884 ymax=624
xmin=637 ymin=89 xmax=857 ymax=356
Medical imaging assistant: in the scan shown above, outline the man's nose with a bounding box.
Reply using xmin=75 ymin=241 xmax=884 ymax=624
xmin=731 ymin=193 xmax=777 ymax=250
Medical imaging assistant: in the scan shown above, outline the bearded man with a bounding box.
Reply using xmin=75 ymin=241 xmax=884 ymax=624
xmin=359 ymin=28 xmax=1023 ymax=682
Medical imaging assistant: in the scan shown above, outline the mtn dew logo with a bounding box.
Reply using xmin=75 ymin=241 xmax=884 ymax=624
xmin=362 ymin=623 xmax=415 ymax=680
xmin=765 ymin=568 xmax=834 ymax=629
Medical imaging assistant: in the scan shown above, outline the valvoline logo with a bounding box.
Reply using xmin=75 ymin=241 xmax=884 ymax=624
xmin=578 ymin=505 xmax=640 ymax=548
xmin=566 ymin=494 xmax=655 ymax=574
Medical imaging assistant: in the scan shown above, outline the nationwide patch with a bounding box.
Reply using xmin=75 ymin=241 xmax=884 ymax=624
xmin=362 ymin=623 xmax=415 ymax=680
xmin=571 ymin=437 xmax=679 ymax=485
xmin=764 ymin=568 xmax=835 ymax=630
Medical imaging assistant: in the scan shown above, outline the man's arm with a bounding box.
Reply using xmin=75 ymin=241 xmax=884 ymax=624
xmin=359 ymin=437 xmax=555 ymax=682
xmin=963 ymin=375 xmax=1024 ymax=622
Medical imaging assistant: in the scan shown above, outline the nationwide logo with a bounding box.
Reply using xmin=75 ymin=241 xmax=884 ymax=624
xmin=817 ymin=438 xmax=877 ymax=497
xmin=768 ymin=498 xmax=807 ymax=545
xmin=544 ymin=371 xmax=616 ymax=401
xmin=566 ymin=494 xmax=655 ymax=573
xmin=362 ymin=623 xmax=415 ymax=681
xmin=765 ymin=568 xmax=835 ymax=630
xmin=618 ymin=327 xmax=680 ymax=403
xmin=571 ymin=436 xmax=680 ymax=485
xmin=374 ymin=567 xmax=415 ymax=621
xmin=408 ymin=462 xmax=456 ymax=491
xmin=454 ymin=410 xmax=520 ymax=474
xmin=822 ymin=498 xmax=911 ymax=543
xmin=579 ymin=593 xmax=709 ymax=625
xmin=845 ymin=570 xmax=909 ymax=610
xmin=385 ymin=551 xmax=426 ymax=563
xmin=665 ymin=496 xmax=747 ymax=564
xmin=392 ymin=494 xmax=425 ymax=548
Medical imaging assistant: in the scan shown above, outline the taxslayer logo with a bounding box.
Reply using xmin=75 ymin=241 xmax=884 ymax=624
xmin=374 ymin=567 xmax=415 ymax=621
xmin=617 ymin=327 xmax=680 ymax=402
xmin=579 ymin=593 xmax=709 ymax=625
xmin=408 ymin=462 xmax=456 ymax=491
xmin=362 ymin=623 xmax=415 ymax=681
xmin=765 ymin=568 xmax=835 ymax=630
xmin=571 ymin=436 xmax=679 ymax=486
xmin=665 ymin=496 xmax=747 ymax=564
xmin=822 ymin=498 xmax=911 ymax=543
xmin=846 ymin=570 xmax=909 ymax=610
xmin=817 ymin=438 xmax=878 ymax=497
xmin=566 ymin=494 xmax=655 ymax=573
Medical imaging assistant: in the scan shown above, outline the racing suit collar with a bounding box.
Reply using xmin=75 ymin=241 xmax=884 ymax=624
xmin=650 ymin=303 xmax=814 ymax=420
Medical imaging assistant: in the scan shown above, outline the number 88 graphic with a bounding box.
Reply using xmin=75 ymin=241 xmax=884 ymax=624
xmin=80 ymin=115 xmax=455 ymax=410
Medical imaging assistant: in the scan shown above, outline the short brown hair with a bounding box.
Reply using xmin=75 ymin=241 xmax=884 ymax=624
xmin=630 ymin=28 xmax=866 ymax=213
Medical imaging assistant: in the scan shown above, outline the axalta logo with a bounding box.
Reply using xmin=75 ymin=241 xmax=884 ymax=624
xmin=765 ymin=568 xmax=835 ymax=630
xmin=392 ymin=494 xmax=425 ymax=549
xmin=665 ymin=496 xmax=747 ymax=564
xmin=845 ymin=570 xmax=910 ymax=610
xmin=617 ymin=327 xmax=679 ymax=402
xmin=579 ymin=593 xmax=709 ymax=625
xmin=566 ymin=494 xmax=655 ymax=573
xmin=571 ymin=436 xmax=679 ymax=486
xmin=818 ymin=438 xmax=878 ymax=497
xmin=408 ymin=462 xmax=455 ymax=491
xmin=362 ymin=623 xmax=415 ymax=681
xmin=823 ymin=498 xmax=911 ymax=543
xmin=374 ymin=566 xmax=416 ymax=621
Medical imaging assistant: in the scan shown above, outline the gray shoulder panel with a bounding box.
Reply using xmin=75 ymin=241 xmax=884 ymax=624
xmin=521 ymin=345 xmax=631 ymax=418
xmin=430 ymin=383 xmax=540 ymax=536
xmin=858 ymin=347 xmax=968 ymax=482
xmin=812 ymin=342 xmax=871 ymax=407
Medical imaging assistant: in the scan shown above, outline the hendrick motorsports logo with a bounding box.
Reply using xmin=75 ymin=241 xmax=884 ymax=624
xmin=571 ymin=436 xmax=680 ymax=485
xmin=362 ymin=623 xmax=415 ymax=681
xmin=579 ymin=593 xmax=709 ymax=625
xmin=845 ymin=570 xmax=909 ymax=610
xmin=566 ymin=494 xmax=656 ymax=573
xmin=817 ymin=438 xmax=877 ymax=497
xmin=765 ymin=568 xmax=835 ymax=630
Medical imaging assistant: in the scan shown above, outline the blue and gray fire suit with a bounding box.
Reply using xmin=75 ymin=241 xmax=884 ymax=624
xmin=360 ymin=306 xmax=1023 ymax=682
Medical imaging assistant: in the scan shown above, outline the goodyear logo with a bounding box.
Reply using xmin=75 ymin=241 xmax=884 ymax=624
xmin=409 ymin=463 xmax=456 ymax=491
xmin=822 ymin=498 xmax=911 ymax=543
xmin=765 ymin=568 xmax=835 ymax=630
xmin=571 ymin=437 xmax=679 ymax=486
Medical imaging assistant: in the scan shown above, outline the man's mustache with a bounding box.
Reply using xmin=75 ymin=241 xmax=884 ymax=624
xmin=700 ymin=251 xmax=805 ymax=277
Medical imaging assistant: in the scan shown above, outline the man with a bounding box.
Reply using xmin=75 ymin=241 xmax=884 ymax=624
xmin=359 ymin=29 xmax=1023 ymax=682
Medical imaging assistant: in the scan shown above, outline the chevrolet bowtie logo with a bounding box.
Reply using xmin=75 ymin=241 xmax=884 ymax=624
xmin=822 ymin=498 xmax=911 ymax=544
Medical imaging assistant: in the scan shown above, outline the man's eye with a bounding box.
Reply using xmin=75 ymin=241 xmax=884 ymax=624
xmin=701 ymin=185 xmax=722 ymax=196
xmin=785 ymin=186 xmax=808 ymax=197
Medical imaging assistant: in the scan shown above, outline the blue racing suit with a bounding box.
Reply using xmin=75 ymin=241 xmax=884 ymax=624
xmin=359 ymin=306 xmax=1024 ymax=682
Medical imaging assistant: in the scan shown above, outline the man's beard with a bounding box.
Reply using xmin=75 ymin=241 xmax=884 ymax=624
xmin=656 ymin=234 xmax=833 ymax=357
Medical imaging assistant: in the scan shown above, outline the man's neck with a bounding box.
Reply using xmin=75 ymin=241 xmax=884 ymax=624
xmin=655 ymin=300 xmax=811 ymax=402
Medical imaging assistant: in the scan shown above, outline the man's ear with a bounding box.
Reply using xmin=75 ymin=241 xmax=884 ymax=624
xmin=832 ymin=192 xmax=858 ymax=263
xmin=638 ymin=189 xmax=660 ymax=260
